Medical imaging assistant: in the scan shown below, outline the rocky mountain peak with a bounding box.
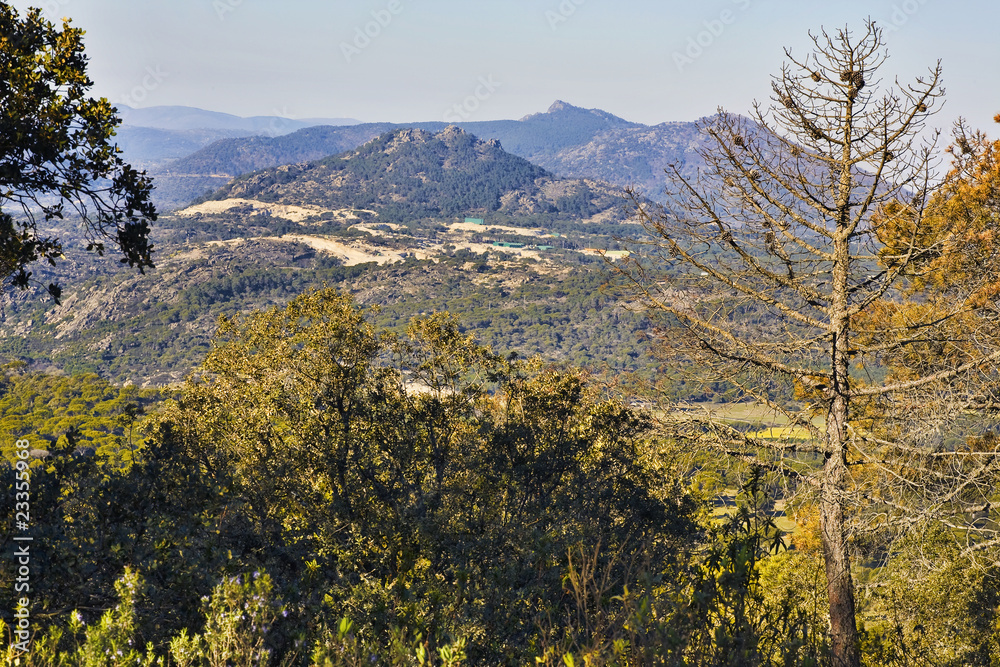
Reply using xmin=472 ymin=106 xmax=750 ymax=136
xmin=547 ymin=100 xmax=575 ymax=113
xmin=439 ymin=124 xmax=467 ymax=139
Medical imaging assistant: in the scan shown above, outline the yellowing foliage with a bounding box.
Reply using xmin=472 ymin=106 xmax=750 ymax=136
xmin=877 ymin=117 xmax=1000 ymax=306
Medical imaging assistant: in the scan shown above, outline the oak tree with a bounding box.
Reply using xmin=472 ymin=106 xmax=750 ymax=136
xmin=151 ymin=287 xmax=694 ymax=662
xmin=0 ymin=5 xmax=156 ymax=299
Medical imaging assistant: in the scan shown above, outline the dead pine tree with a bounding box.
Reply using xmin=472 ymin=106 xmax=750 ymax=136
xmin=617 ymin=21 xmax=1000 ymax=667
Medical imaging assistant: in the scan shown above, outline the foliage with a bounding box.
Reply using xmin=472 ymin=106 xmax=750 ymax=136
xmin=169 ymin=572 xmax=283 ymax=667
xmin=1 ymin=287 xmax=698 ymax=665
xmin=858 ymin=527 xmax=1000 ymax=667
xmin=534 ymin=472 xmax=828 ymax=667
xmin=5 ymin=281 xmax=1000 ymax=664
xmin=153 ymin=287 xmax=696 ymax=663
xmin=614 ymin=20 xmax=977 ymax=667
xmin=0 ymin=368 xmax=165 ymax=464
xmin=0 ymin=5 xmax=156 ymax=297
xmin=876 ymin=116 xmax=1000 ymax=305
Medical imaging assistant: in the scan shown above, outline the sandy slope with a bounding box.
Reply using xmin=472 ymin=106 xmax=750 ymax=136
xmin=176 ymin=198 xmax=356 ymax=223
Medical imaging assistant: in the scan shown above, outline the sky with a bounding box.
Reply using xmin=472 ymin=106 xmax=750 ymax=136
xmin=7 ymin=0 xmax=1000 ymax=137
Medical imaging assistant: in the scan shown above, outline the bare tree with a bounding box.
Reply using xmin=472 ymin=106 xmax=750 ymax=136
xmin=617 ymin=21 xmax=1000 ymax=667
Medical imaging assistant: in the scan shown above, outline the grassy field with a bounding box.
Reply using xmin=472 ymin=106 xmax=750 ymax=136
xmin=690 ymin=402 xmax=817 ymax=546
xmin=677 ymin=402 xmax=824 ymax=439
xmin=746 ymin=425 xmax=815 ymax=440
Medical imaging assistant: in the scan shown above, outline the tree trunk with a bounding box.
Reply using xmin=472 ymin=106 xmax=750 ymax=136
xmin=820 ymin=432 xmax=860 ymax=667
xmin=619 ymin=22 xmax=947 ymax=666
xmin=823 ymin=197 xmax=860 ymax=665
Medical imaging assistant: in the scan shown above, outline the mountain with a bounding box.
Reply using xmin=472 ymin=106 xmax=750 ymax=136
xmin=146 ymin=101 xmax=707 ymax=211
xmin=112 ymin=126 xmax=256 ymax=171
xmin=116 ymin=105 xmax=361 ymax=133
xmin=449 ymin=100 xmax=643 ymax=159
xmin=161 ymin=123 xmax=399 ymax=177
xmin=537 ymin=121 xmax=705 ymax=196
xmin=113 ymin=105 xmax=363 ymax=172
xmin=200 ymin=126 xmax=630 ymax=221
xmin=1 ymin=126 xmax=654 ymax=387
xmin=164 ymin=101 xmax=644 ymax=176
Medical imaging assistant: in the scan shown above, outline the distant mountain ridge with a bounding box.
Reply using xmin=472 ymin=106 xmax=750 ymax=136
xmin=165 ymin=100 xmax=645 ymax=176
xmin=117 ymin=104 xmax=361 ymax=133
xmin=205 ymin=125 xmax=631 ymax=221
xmin=146 ymin=101 xmax=710 ymax=210
xmin=113 ymin=105 xmax=363 ymax=172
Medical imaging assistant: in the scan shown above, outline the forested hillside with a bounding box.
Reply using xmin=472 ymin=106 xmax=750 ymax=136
xmin=3 ymin=11 xmax=1000 ymax=667
xmin=3 ymin=290 xmax=996 ymax=666
xmin=148 ymin=101 xmax=706 ymax=211
xmin=1 ymin=244 xmax=668 ymax=388
xmin=0 ymin=127 xmax=665 ymax=388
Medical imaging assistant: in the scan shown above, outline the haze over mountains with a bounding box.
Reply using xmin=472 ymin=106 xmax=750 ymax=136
xmin=117 ymin=104 xmax=362 ymax=133
xmin=2 ymin=125 xmax=659 ymax=386
xmin=113 ymin=104 xmax=363 ymax=172
xmin=118 ymin=100 xmax=709 ymax=211
xmin=205 ymin=125 xmax=633 ymax=222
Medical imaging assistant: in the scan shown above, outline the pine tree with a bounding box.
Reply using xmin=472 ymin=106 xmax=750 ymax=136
xmin=614 ymin=21 xmax=999 ymax=667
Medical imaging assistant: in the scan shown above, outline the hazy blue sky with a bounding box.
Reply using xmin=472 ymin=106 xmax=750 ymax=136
xmin=8 ymin=0 xmax=999 ymax=134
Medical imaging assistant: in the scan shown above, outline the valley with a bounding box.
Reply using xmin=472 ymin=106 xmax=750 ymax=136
xmin=0 ymin=122 xmax=679 ymax=394
xmin=2 ymin=9 xmax=996 ymax=666
xmin=0 ymin=13 xmax=1000 ymax=667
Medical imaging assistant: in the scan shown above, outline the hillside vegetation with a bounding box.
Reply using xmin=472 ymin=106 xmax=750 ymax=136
xmin=4 ymin=42 xmax=1000 ymax=664
xmin=0 ymin=128 xmax=671 ymax=391
xmin=150 ymin=101 xmax=707 ymax=211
